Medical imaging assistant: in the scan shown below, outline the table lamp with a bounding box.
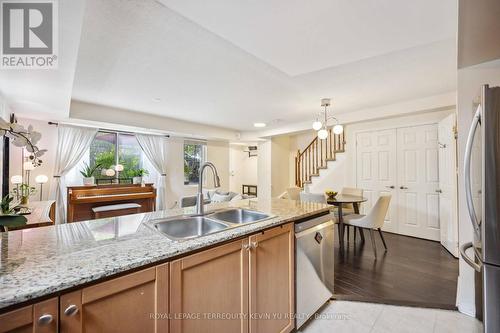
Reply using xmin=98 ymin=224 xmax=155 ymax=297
xmin=35 ymin=175 xmax=48 ymax=201
xmin=11 ymin=175 xmax=22 ymax=200
xmin=114 ymin=164 xmax=124 ymax=181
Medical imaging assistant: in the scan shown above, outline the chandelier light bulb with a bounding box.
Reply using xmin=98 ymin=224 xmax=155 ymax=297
xmin=333 ymin=124 xmax=344 ymax=135
xmin=317 ymin=129 xmax=328 ymax=140
xmin=312 ymin=121 xmax=322 ymax=131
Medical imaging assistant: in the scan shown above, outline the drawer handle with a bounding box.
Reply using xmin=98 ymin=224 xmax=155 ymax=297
xmin=242 ymin=244 xmax=250 ymax=251
xmin=64 ymin=304 xmax=79 ymax=317
xmin=251 ymin=241 xmax=259 ymax=249
xmin=38 ymin=314 xmax=53 ymax=326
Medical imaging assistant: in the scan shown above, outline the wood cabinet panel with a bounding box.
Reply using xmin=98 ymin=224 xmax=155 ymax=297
xmin=33 ymin=298 xmax=58 ymax=333
xmin=0 ymin=305 xmax=33 ymax=333
xmin=0 ymin=298 xmax=58 ymax=333
xmin=60 ymin=265 xmax=168 ymax=333
xmin=59 ymin=291 xmax=82 ymax=333
xmin=249 ymin=224 xmax=294 ymax=333
xmin=170 ymin=239 xmax=249 ymax=333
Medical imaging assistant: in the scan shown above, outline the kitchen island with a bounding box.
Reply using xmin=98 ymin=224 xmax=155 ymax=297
xmin=0 ymin=198 xmax=332 ymax=332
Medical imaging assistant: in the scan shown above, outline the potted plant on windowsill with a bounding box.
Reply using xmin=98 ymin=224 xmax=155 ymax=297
xmin=132 ymin=168 xmax=149 ymax=185
xmin=80 ymin=163 xmax=101 ymax=186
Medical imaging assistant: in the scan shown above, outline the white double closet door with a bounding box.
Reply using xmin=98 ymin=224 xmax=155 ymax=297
xmin=356 ymin=124 xmax=440 ymax=241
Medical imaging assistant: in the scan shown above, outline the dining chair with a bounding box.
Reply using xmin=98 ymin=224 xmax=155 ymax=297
xmin=286 ymin=187 xmax=302 ymax=201
xmin=299 ymin=192 xmax=346 ymax=239
xmin=341 ymin=187 xmax=364 ymax=214
xmin=299 ymin=192 xmax=326 ymax=203
xmin=340 ymin=187 xmax=364 ymax=242
xmin=342 ymin=194 xmax=391 ymax=259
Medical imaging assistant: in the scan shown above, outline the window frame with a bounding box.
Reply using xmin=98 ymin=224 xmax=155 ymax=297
xmin=183 ymin=140 xmax=207 ymax=186
xmin=89 ymin=130 xmax=144 ymax=183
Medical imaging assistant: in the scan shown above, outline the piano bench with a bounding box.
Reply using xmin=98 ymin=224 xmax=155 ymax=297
xmin=92 ymin=203 xmax=142 ymax=219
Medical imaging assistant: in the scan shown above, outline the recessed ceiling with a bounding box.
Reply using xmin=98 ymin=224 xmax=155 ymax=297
xmin=159 ymin=0 xmax=457 ymax=76
xmin=70 ymin=0 xmax=457 ymax=132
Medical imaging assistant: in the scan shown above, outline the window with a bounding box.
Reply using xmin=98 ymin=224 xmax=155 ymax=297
xmin=89 ymin=131 xmax=143 ymax=181
xmin=184 ymin=140 xmax=206 ymax=185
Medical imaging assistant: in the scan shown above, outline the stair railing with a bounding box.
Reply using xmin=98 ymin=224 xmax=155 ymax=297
xmin=295 ymin=129 xmax=345 ymax=188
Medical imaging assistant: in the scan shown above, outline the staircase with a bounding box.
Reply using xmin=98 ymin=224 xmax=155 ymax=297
xmin=295 ymin=129 xmax=345 ymax=188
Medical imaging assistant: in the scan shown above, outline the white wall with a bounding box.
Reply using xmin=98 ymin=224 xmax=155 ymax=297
xmin=70 ymin=100 xmax=239 ymax=141
xmin=271 ymin=136 xmax=290 ymax=197
xmin=229 ymin=144 xmax=258 ymax=194
xmin=287 ymin=109 xmax=454 ymax=194
xmin=456 ymin=59 xmax=500 ymax=316
xmin=257 ymin=140 xmax=272 ymax=200
xmin=206 ymin=140 xmax=230 ymax=192
xmin=9 ymin=118 xmax=57 ymax=201
xmin=5 ymin=117 xmax=232 ymax=209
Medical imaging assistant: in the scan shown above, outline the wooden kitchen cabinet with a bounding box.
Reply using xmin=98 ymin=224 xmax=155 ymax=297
xmin=2 ymin=224 xmax=294 ymax=333
xmin=170 ymin=238 xmax=249 ymax=333
xmin=0 ymin=298 xmax=58 ymax=333
xmin=249 ymin=223 xmax=294 ymax=333
xmin=60 ymin=264 xmax=168 ymax=333
xmin=169 ymin=223 xmax=294 ymax=333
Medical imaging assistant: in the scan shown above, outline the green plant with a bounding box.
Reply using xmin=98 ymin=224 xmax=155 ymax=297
xmin=1 ymin=195 xmax=14 ymax=214
xmin=12 ymin=184 xmax=36 ymax=199
xmin=133 ymin=168 xmax=149 ymax=177
xmin=0 ymin=195 xmax=27 ymax=231
xmin=80 ymin=162 xmax=102 ymax=178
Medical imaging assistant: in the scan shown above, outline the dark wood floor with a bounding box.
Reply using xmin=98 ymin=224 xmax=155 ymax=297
xmin=333 ymin=227 xmax=459 ymax=309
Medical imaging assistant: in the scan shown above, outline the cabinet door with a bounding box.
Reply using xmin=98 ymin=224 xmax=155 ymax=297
xmin=60 ymin=264 xmax=168 ymax=333
xmin=249 ymin=224 xmax=294 ymax=333
xmin=0 ymin=298 xmax=58 ymax=333
xmin=170 ymin=239 xmax=249 ymax=333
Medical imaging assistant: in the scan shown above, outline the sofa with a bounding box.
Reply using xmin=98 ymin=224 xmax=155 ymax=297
xmin=180 ymin=189 xmax=253 ymax=208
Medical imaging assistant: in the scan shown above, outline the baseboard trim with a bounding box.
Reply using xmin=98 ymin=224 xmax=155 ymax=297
xmin=331 ymin=294 xmax=458 ymax=311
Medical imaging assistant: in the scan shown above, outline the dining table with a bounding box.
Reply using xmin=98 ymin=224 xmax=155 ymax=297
xmin=326 ymin=194 xmax=368 ymax=250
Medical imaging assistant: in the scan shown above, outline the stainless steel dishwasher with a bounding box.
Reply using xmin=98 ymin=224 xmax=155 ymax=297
xmin=295 ymin=212 xmax=335 ymax=329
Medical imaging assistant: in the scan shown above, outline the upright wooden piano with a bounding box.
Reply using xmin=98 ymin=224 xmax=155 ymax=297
xmin=67 ymin=184 xmax=156 ymax=223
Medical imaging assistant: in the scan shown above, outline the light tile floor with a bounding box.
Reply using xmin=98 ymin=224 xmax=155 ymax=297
xmin=300 ymin=301 xmax=483 ymax=333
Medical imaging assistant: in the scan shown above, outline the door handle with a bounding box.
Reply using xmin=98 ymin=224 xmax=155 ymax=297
xmin=459 ymin=242 xmax=481 ymax=272
xmin=64 ymin=304 xmax=79 ymax=317
xmin=464 ymin=106 xmax=482 ymax=235
xmin=400 ymin=186 xmax=408 ymax=190
xmin=435 ymin=189 xmax=442 ymax=193
xmin=385 ymin=186 xmax=395 ymax=189
xmin=37 ymin=314 xmax=53 ymax=326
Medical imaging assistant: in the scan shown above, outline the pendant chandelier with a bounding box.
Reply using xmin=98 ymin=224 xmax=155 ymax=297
xmin=312 ymin=98 xmax=343 ymax=140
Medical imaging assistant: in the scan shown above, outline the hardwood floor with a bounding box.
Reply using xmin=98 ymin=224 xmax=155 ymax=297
xmin=333 ymin=228 xmax=459 ymax=309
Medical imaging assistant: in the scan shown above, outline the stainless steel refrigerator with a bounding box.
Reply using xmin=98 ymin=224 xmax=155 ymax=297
xmin=462 ymin=84 xmax=500 ymax=333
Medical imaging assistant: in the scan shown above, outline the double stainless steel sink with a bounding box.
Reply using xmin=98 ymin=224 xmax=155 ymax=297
xmin=152 ymin=208 xmax=273 ymax=241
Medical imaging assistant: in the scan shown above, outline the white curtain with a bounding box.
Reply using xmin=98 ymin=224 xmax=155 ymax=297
xmin=136 ymin=134 xmax=168 ymax=210
xmin=50 ymin=125 xmax=98 ymax=223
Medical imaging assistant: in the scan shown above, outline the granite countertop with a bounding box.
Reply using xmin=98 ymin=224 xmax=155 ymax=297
xmin=0 ymin=198 xmax=332 ymax=311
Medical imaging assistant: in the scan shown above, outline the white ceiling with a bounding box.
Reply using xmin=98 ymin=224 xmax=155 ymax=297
xmin=71 ymin=0 xmax=457 ymax=132
xmin=159 ymin=0 xmax=457 ymax=76
xmin=0 ymin=0 xmax=458 ymax=133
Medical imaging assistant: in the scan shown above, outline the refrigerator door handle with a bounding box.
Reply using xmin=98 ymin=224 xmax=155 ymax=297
xmin=460 ymin=242 xmax=482 ymax=272
xmin=464 ymin=106 xmax=482 ymax=234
